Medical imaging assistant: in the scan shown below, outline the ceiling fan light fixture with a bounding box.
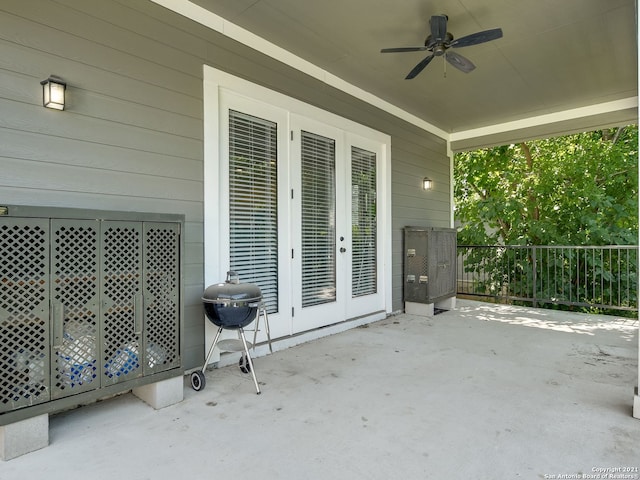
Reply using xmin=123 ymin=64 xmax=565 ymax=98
xmin=434 ymin=45 xmax=446 ymax=56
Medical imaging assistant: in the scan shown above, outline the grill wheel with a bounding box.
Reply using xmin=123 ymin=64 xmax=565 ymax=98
xmin=239 ymin=354 xmax=251 ymax=374
xmin=190 ymin=370 xmax=206 ymax=391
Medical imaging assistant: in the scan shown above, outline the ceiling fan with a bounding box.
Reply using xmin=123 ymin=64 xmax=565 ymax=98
xmin=381 ymin=14 xmax=503 ymax=79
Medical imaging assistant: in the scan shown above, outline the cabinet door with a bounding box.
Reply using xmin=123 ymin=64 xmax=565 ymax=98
xmin=0 ymin=217 xmax=50 ymax=413
xmin=428 ymin=230 xmax=456 ymax=302
xmin=50 ymin=219 xmax=100 ymax=399
xmin=100 ymin=221 xmax=143 ymax=385
xmin=143 ymin=222 xmax=180 ymax=375
xmin=404 ymin=229 xmax=429 ymax=303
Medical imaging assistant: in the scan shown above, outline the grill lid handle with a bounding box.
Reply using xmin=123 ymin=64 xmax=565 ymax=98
xmin=226 ymin=271 xmax=240 ymax=284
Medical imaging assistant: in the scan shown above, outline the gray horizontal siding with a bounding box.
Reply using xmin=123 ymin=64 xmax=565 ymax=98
xmin=0 ymin=0 xmax=451 ymax=368
xmin=0 ymin=0 xmax=207 ymax=369
xmin=389 ymin=132 xmax=452 ymax=312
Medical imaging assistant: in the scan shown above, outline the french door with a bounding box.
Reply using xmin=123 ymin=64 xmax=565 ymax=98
xmin=216 ymin=91 xmax=385 ymax=339
xmin=290 ymin=117 xmax=384 ymax=331
xmin=290 ymin=118 xmax=346 ymax=331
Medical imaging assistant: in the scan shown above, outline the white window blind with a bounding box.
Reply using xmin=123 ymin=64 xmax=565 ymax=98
xmin=301 ymin=131 xmax=336 ymax=307
xmin=228 ymin=110 xmax=278 ymax=313
xmin=351 ymin=146 xmax=377 ymax=297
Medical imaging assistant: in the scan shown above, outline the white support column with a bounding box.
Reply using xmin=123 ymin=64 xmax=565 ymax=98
xmin=132 ymin=376 xmax=184 ymax=410
xmin=0 ymin=414 xmax=48 ymax=461
xmin=631 ymin=39 xmax=639 ymax=421
xmin=634 ymin=329 xmax=640 ymax=419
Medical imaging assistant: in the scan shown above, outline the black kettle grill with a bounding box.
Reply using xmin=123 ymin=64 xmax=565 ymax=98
xmin=191 ymin=272 xmax=266 ymax=394
xmin=202 ymin=272 xmax=262 ymax=329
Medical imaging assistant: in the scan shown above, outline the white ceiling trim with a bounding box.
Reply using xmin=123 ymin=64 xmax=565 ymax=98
xmin=450 ymin=97 xmax=639 ymax=143
xmin=150 ymin=0 xmax=637 ymax=147
xmin=150 ymin=0 xmax=449 ymax=139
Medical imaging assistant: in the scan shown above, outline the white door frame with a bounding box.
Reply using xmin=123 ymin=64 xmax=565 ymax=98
xmin=203 ymin=66 xmax=392 ymax=355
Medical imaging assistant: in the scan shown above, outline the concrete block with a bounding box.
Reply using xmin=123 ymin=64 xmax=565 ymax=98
xmin=0 ymin=414 xmax=49 ymax=461
xmin=633 ymin=394 xmax=640 ymax=420
xmin=132 ymin=376 xmax=184 ymax=410
xmin=405 ymin=301 xmax=434 ymax=317
xmin=436 ymin=296 xmax=456 ymax=311
xmin=405 ymin=298 xmax=457 ymax=317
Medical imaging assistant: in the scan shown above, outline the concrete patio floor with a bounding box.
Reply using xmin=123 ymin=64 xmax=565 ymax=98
xmin=2 ymin=299 xmax=639 ymax=480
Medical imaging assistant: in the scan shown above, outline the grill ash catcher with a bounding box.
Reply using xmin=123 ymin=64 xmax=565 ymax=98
xmin=191 ymin=271 xmax=271 ymax=394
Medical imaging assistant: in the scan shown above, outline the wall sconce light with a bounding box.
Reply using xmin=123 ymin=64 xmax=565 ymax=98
xmin=40 ymin=75 xmax=66 ymax=110
xmin=422 ymin=177 xmax=433 ymax=191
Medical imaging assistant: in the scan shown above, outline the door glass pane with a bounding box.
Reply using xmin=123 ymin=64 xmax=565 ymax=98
xmin=229 ymin=110 xmax=279 ymax=313
xmin=351 ymin=146 xmax=377 ymax=297
xmin=301 ymin=131 xmax=336 ymax=307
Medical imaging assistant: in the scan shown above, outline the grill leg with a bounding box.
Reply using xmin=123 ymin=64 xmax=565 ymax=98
xmin=239 ymin=328 xmax=261 ymax=394
xmin=252 ymin=303 xmax=273 ymax=354
xmin=201 ymin=326 xmax=223 ymax=373
xmin=262 ymin=306 xmax=273 ymax=354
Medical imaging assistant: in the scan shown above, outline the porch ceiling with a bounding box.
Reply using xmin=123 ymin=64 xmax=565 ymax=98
xmin=190 ymin=0 xmax=638 ymax=147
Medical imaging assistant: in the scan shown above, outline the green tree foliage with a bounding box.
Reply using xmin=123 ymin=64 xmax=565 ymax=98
xmin=455 ymin=126 xmax=638 ymax=246
xmin=454 ymin=126 xmax=638 ymax=313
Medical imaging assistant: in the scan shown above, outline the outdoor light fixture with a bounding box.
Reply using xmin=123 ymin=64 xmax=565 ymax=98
xmin=40 ymin=75 xmax=66 ymax=110
xmin=422 ymin=177 xmax=433 ymax=190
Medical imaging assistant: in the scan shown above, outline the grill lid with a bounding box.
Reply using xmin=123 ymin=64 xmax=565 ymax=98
xmin=202 ymin=271 xmax=262 ymax=304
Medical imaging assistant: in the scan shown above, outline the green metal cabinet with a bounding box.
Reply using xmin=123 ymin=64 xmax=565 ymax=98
xmin=0 ymin=206 xmax=182 ymax=423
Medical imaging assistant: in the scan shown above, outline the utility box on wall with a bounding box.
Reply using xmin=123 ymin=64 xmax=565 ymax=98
xmin=404 ymin=226 xmax=456 ymax=314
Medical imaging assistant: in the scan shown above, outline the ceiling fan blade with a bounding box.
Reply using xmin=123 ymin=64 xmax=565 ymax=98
xmin=445 ymin=51 xmax=476 ymax=73
xmin=429 ymin=14 xmax=448 ymax=42
xmin=381 ymin=46 xmax=429 ymax=53
xmin=405 ymin=53 xmax=436 ymax=79
xmin=450 ymin=28 xmax=503 ymax=48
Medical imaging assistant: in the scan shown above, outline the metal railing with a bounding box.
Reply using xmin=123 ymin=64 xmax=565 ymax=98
xmin=457 ymin=245 xmax=639 ymax=312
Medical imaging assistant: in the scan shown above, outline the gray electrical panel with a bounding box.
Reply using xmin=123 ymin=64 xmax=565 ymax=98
xmin=404 ymin=226 xmax=457 ymax=304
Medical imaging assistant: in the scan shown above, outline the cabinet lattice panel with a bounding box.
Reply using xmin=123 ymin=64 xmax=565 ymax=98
xmin=0 ymin=219 xmax=50 ymax=413
xmin=51 ymin=220 xmax=100 ymax=399
xmin=101 ymin=222 xmax=143 ymax=386
xmin=144 ymin=223 xmax=180 ymax=374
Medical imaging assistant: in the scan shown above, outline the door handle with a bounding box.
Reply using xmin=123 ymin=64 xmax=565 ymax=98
xmin=133 ymin=292 xmax=143 ymax=335
xmin=52 ymin=302 xmax=64 ymax=348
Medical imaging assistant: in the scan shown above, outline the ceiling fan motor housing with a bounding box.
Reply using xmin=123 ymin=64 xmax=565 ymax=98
xmin=425 ymin=32 xmax=454 ymax=55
